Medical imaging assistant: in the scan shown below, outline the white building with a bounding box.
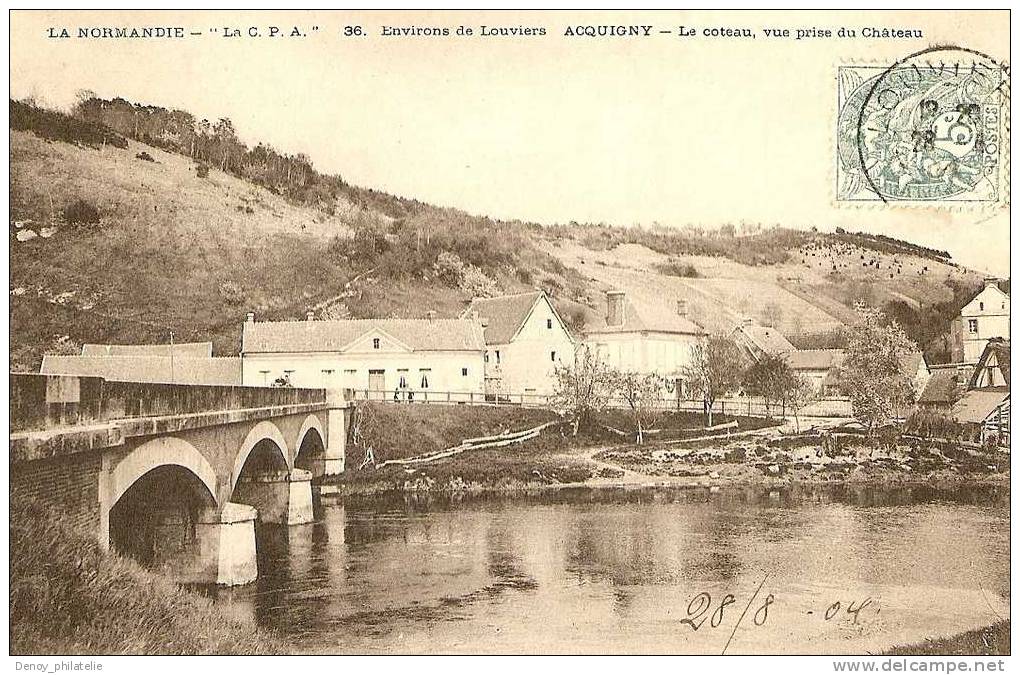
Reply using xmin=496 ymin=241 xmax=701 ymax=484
xmin=240 ymin=313 xmax=486 ymax=400
xmin=584 ymin=290 xmax=706 ymax=396
xmin=958 ymin=278 xmax=1010 ymax=363
xmin=462 ymin=291 xmax=576 ymax=397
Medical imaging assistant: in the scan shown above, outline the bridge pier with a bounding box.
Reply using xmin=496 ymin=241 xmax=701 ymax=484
xmin=174 ymin=503 xmax=258 ymax=586
xmin=323 ymin=389 xmax=349 ymax=476
xmin=233 ymin=469 xmax=314 ymax=525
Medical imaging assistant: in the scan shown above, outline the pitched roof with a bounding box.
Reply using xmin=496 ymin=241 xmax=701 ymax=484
xmin=918 ymin=366 xmax=968 ymax=405
xmin=242 ymin=318 xmax=485 ymax=353
xmin=81 ymin=342 xmax=213 ymax=357
xmin=952 ymin=389 xmax=1009 ymax=425
xmin=785 ymin=349 xmax=845 ymax=371
xmin=969 ymin=338 xmax=1010 ymax=388
xmin=585 ymin=296 xmax=704 ymax=336
xmin=734 ymin=324 xmax=795 ymax=355
xmin=462 ymin=291 xmax=562 ymax=345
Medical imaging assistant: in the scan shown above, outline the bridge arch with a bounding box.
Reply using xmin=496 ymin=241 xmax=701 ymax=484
xmin=107 ymin=437 xmax=219 ymax=566
xmin=294 ymin=413 xmax=326 ymax=473
xmin=110 ymin=436 xmax=219 ymax=510
xmin=231 ymin=420 xmax=291 ymax=490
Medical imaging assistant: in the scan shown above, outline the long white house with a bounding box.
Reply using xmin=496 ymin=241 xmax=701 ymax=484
xmin=240 ymin=313 xmax=486 ymax=400
xmin=462 ymin=291 xmax=577 ymax=397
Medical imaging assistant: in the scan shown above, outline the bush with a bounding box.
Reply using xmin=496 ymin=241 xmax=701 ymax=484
xmin=136 ymin=151 xmax=155 ymax=162
xmin=654 ymin=259 xmax=700 ymax=278
xmin=905 ymin=408 xmax=963 ymax=440
xmin=62 ymin=199 xmax=101 ymax=227
xmin=196 ymin=164 xmax=209 ymax=178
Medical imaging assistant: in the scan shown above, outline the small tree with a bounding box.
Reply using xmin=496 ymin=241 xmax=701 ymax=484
xmin=783 ymin=374 xmax=816 ymax=432
xmin=612 ymin=371 xmax=663 ymax=444
xmin=841 ymin=306 xmax=917 ymax=432
xmin=681 ymin=335 xmax=745 ymax=427
xmin=549 ymin=346 xmax=614 ymax=435
xmin=742 ymin=352 xmax=791 ymax=418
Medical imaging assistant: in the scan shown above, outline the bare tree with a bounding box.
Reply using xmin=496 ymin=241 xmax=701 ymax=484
xmin=681 ymin=335 xmax=745 ymax=427
xmin=612 ymin=371 xmax=663 ymax=444
xmin=549 ymin=346 xmax=614 ymax=435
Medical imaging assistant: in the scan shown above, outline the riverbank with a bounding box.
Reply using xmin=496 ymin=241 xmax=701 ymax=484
xmin=10 ymin=500 xmax=284 ymax=655
xmin=329 ymin=408 xmax=1008 ymax=496
xmin=330 ymin=403 xmax=779 ymax=495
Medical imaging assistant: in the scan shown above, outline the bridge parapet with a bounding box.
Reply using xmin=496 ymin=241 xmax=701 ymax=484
xmin=10 ymin=373 xmax=327 ymax=433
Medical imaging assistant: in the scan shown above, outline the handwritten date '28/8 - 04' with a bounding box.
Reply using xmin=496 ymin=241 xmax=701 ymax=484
xmin=680 ymin=589 xmax=875 ymax=632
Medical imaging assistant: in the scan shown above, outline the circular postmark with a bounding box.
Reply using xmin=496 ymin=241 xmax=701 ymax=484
xmin=837 ymin=46 xmax=1009 ymax=204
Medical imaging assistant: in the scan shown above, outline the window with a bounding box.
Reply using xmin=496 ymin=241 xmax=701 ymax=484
xmin=980 ymin=302 xmax=985 ymax=311
xmin=968 ymin=319 xmax=979 ymax=334
xmin=495 ymin=350 xmax=501 ymax=364
xmin=372 ymin=338 xmax=380 ymax=349
xmin=419 ymin=369 xmax=431 ymax=389
xmin=546 ymin=319 xmax=553 ymax=329
xmin=551 ymin=351 xmax=557 ymax=361
xmin=397 ymin=369 xmax=409 ymax=389
xmin=462 ymin=367 xmax=469 ymax=377
xmin=484 ymin=352 xmax=490 ymax=363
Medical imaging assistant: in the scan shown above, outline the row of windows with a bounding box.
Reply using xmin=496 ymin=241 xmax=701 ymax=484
xmin=486 ymin=350 xmax=561 ymax=363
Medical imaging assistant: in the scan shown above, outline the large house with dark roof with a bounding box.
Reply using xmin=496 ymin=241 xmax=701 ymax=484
xmin=462 ymin=291 xmax=576 ymax=397
xmin=583 ymin=290 xmax=706 ymax=397
xmin=240 ymin=313 xmax=486 ymax=399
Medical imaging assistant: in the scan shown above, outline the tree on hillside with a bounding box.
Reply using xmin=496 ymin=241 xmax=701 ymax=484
xmin=841 ymin=306 xmax=917 ymax=432
xmin=611 ymin=371 xmax=663 ymax=444
xmin=550 ymin=346 xmax=614 ymax=435
xmin=680 ymin=335 xmax=745 ymax=427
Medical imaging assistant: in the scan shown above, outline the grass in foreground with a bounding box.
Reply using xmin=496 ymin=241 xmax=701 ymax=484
xmin=10 ymin=499 xmax=284 ymax=655
xmin=883 ymin=621 xmax=1010 ymax=656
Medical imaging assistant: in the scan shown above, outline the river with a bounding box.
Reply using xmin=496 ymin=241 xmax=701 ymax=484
xmin=208 ymin=484 xmax=1009 ymax=654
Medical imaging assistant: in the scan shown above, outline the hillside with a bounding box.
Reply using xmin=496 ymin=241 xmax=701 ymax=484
xmin=9 ymin=98 xmax=993 ymax=370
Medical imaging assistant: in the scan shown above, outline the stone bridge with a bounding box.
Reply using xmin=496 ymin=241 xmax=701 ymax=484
xmin=9 ymin=373 xmax=351 ymax=586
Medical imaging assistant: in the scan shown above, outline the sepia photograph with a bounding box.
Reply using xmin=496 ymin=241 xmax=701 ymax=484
xmin=6 ymin=8 xmax=1011 ymax=662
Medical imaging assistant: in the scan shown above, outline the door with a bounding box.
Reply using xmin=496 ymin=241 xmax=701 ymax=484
xmin=368 ymin=369 xmax=385 ymax=400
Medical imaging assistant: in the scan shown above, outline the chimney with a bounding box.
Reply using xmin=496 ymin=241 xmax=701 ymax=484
xmin=426 ymin=310 xmax=437 ymax=320
xmin=245 ymin=312 xmax=255 ymax=323
xmin=676 ymin=299 xmax=688 ymax=317
xmin=742 ymin=316 xmax=754 ymax=328
xmin=481 ymin=318 xmax=490 ymax=328
xmin=606 ymin=290 xmax=626 ymax=327
xmin=306 ymin=310 xmax=315 ymax=322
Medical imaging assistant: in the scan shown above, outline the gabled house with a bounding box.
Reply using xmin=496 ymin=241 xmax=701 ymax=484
xmin=952 ymin=338 xmax=1010 ymax=446
xmin=784 ymin=349 xmax=845 ymax=396
xmin=462 ymin=290 xmax=576 ymax=397
xmin=956 ymin=278 xmax=1010 ymax=363
xmin=583 ymin=290 xmax=706 ymax=397
xmin=731 ymin=319 xmax=795 ymax=363
xmin=240 ymin=312 xmax=485 ymax=399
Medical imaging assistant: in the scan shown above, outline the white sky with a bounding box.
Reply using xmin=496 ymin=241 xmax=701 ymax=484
xmin=9 ymin=9 xmax=1011 ymax=275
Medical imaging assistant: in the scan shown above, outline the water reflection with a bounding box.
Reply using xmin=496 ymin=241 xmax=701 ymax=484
xmin=209 ymin=484 xmax=1009 ymax=654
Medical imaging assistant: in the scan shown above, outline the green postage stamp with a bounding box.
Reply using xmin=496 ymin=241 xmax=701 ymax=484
xmin=836 ymin=46 xmax=1009 ymax=206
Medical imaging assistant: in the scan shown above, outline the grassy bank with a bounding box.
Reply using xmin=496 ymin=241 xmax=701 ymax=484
xmin=884 ymin=621 xmax=1010 ymax=656
xmin=10 ymin=500 xmax=284 ymax=655
xmin=335 ymin=404 xmax=777 ymax=495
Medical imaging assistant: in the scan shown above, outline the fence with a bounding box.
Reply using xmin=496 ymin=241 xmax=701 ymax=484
xmin=348 ymin=388 xmax=853 ymax=419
